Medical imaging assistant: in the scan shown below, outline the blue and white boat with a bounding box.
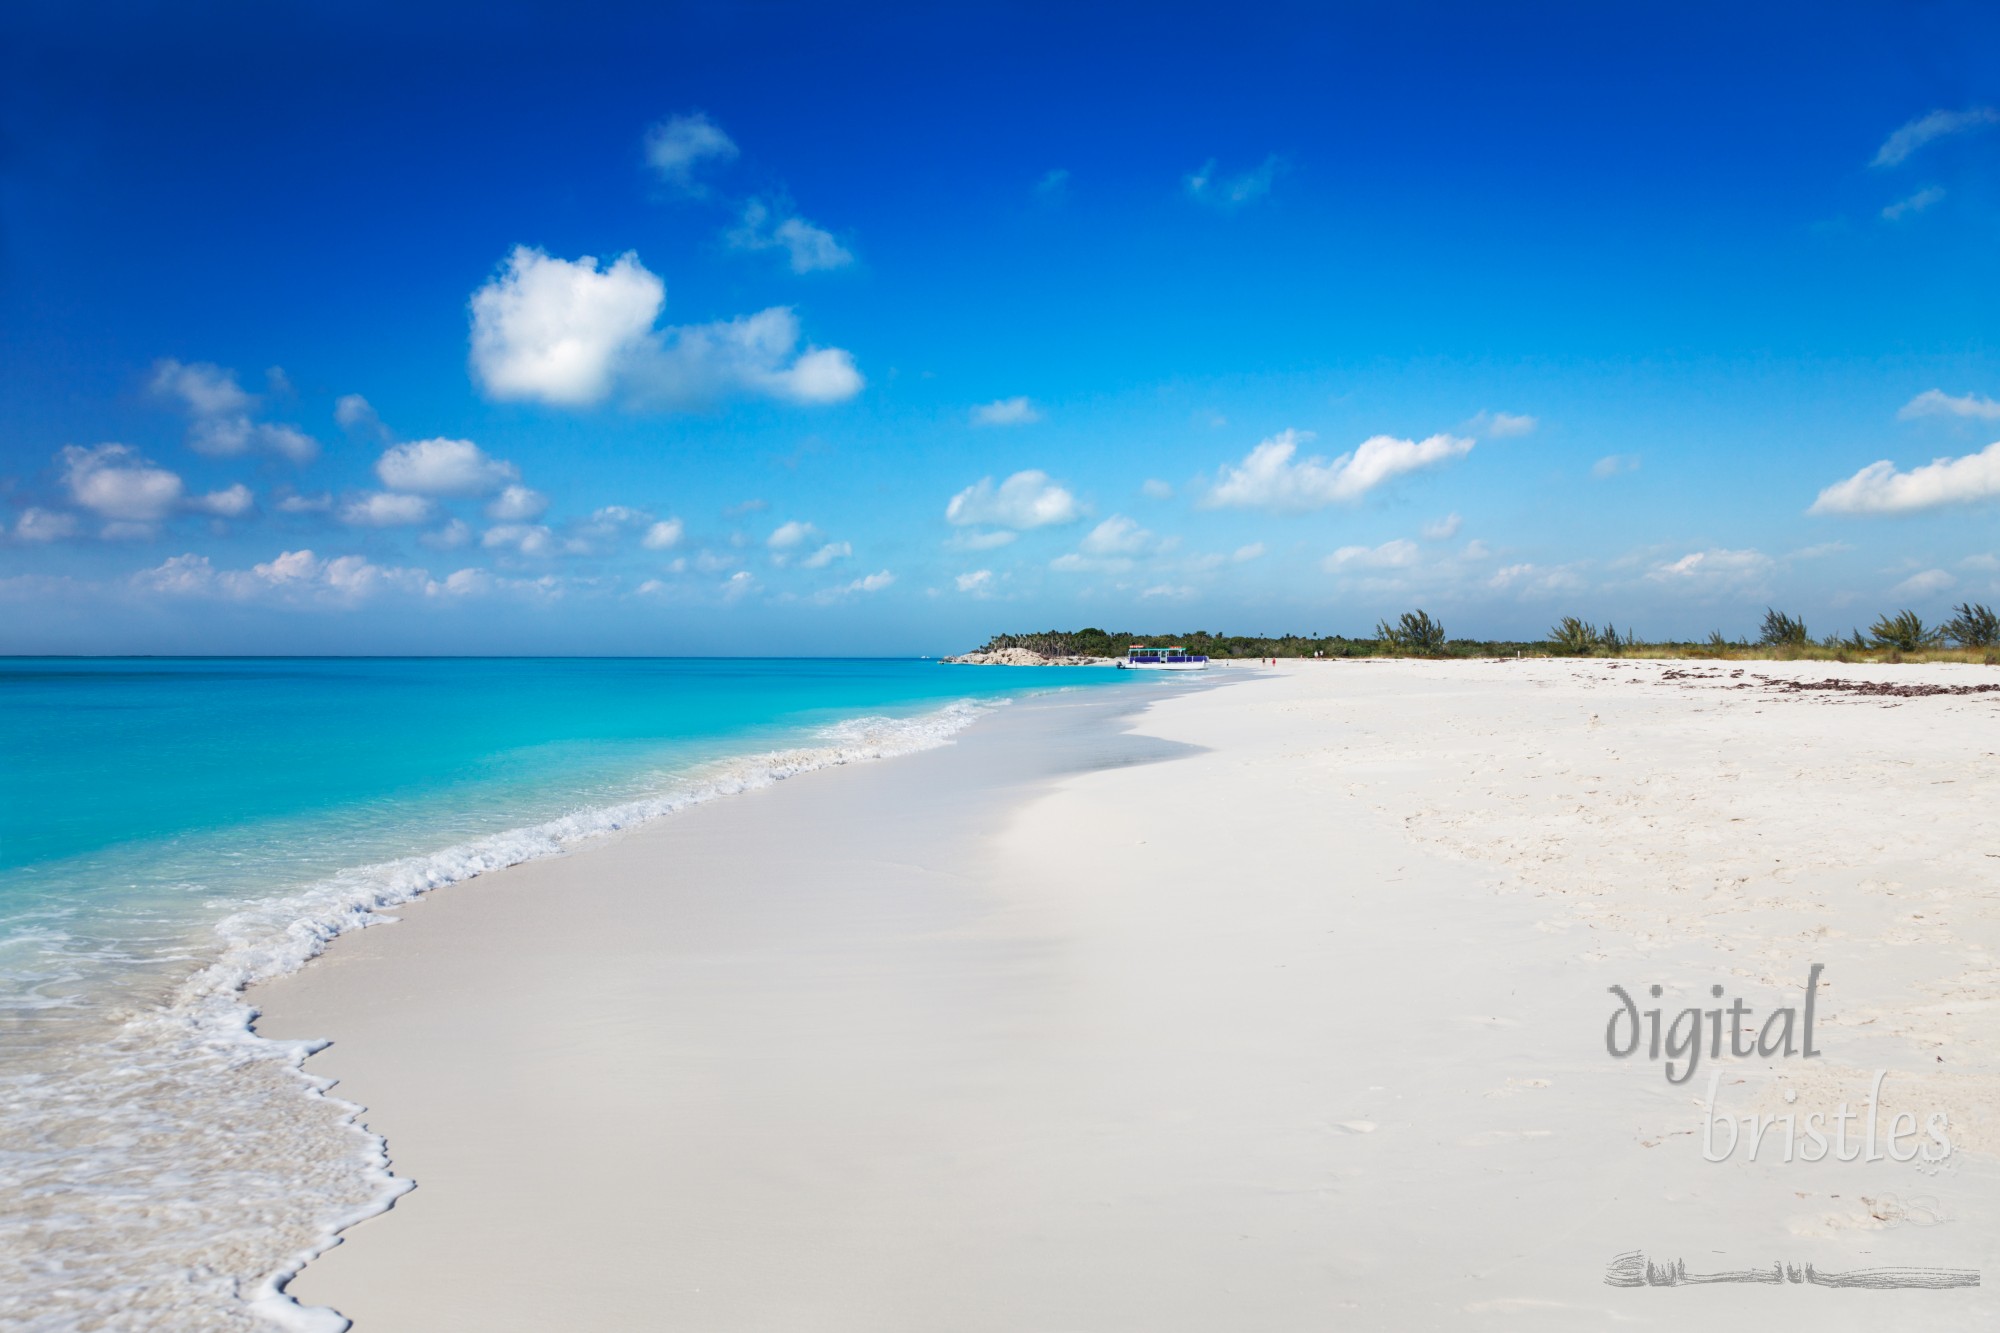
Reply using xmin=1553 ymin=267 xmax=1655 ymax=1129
xmin=1117 ymin=643 xmax=1209 ymax=671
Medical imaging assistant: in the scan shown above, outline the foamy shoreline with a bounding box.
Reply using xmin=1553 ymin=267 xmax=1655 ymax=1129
xmin=258 ymin=661 xmax=1998 ymax=1330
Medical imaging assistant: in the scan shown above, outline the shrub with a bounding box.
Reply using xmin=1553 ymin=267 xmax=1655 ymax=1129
xmin=1549 ymin=616 xmax=1597 ymax=655
xmin=1376 ymin=609 xmax=1448 ymax=655
xmin=1759 ymin=608 xmax=1809 ymax=647
xmin=1868 ymin=610 xmax=1939 ymax=653
xmin=1945 ymin=602 xmax=2000 ymax=649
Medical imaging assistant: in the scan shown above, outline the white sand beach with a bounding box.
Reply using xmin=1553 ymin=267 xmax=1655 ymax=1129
xmin=255 ymin=661 xmax=2000 ymax=1330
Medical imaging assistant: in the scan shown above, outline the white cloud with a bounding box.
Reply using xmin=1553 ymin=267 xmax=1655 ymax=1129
xmin=421 ymin=518 xmax=472 ymax=550
xmin=486 ymin=484 xmax=548 ymax=521
xmin=1463 ymin=539 xmax=1491 ymax=560
xmin=767 ymin=520 xmax=817 ymax=550
xmin=946 ymin=528 xmax=1018 ymax=551
xmin=1324 ymin=539 xmax=1420 ymax=571
xmin=1811 ymin=441 xmax=2000 ymax=515
xmin=188 ymin=483 xmax=254 ymax=518
xmin=469 ymin=247 xmax=862 ymax=410
xmin=1899 ymin=389 xmax=2000 ymax=421
xmin=945 ymin=470 xmax=1081 ymax=528
xmin=815 ymin=569 xmax=892 ymax=602
xmin=483 ymin=523 xmax=557 ymax=556
xmin=60 ymin=444 xmax=184 ymax=523
xmin=376 ymin=438 xmax=518 ymax=496
xmin=14 ymin=508 xmax=78 ymax=542
xmin=641 ymin=518 xmax=685 ymax=550
xmin=955 ymin=569 xmax=994 ymax=595
xmin=1421 ymin=513 xmax=1462 ymax=540
xmin=1891 ymin=568 xmax=1954 ymax=598
xmin=134 ymin=548 xmax=431 ymax=603
xmin=1233 ymin=542 xmax=1265 ymax=562
xmin=340 ymin=491 xmax=434 ymax=526
xmin=1079 ymin=515 xmax=1154 ymax=556
xmin=334 ymin=394 xmax=393 ymax=442
xmin=800 ymin=541 xmax=850 ymax=569
xmin=277 ymin=491 xmax=332 ymax=513
xmin=1140 ymin=583 xmax=1197 ymax=599
xmin=1882 ymin=186 xmax=1945 ymax=221
xmin=1872 ymin=107 xmax=1999 ymax=167
xmin=1487 ymin=561 xmax=1584 ymax=594
xmin=721 ymin=570 xmax=757 ymax=600
xmin=1645 ymin=548 xmax=1772 ymax=589
xmin=1592 ymin=453 xmax=1641 ymax=478
xmin=1204 ymin=428 xmax=1474 ymax=511
xmin=1140 ymin=478 xmax=1174 ymax=500
xmin=727 ymin=199 xmax=853 ymax=273
xmin=469 ymin=248 xmax=665 ymax=407
xmin=644 ymin=112 xmax=739 ymax=192
xmin=1184 ymin=154 xmax=1283 ymax=208
xmin=971 ymin=396 xmax=1041 ymax=426
xmin=150 ymin=359 xmax=317 ymax=462
xmin=1469 ymin=410 xmax=1536 ymax=438
xmin=694 ymin=551 xmax=737 ymax=574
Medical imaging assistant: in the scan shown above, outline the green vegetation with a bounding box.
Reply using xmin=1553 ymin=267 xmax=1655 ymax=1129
xmin=1374 ymin=610 xmax=1448 ymax=655
xmin=964 ymin=604 xmax=2000 ymax=665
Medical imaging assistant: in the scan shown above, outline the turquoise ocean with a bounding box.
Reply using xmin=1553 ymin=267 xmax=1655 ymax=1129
xmin=0 ymin=658 xmax=1133 ymax=1331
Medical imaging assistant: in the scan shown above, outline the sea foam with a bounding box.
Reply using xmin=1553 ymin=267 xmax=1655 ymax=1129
xmin=0 ymin=698 xmax=999 ymax=1332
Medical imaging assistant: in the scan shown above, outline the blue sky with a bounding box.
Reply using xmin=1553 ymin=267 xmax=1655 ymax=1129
xmin=3 ymin=0 xmax=1998 ymax=654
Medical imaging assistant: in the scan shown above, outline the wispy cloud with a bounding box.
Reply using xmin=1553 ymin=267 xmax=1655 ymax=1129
xmin=1591 ymin=454 xmax=1641 ymax=479
xmin=1891 ymin=568 xmax=1953 ymax=598
xmin=1645 ymin=547 xmax=1772 ymax=592
xmin=1467 ymin=410 xmax=1536 ymax=438
xmin=1421 ymin=513 xmax=1462 ymax=540
xmin=1203 ymin=428 xmax=1474 ymax=511
xmin=1871 ymin=107 xmax=1999 ymax=167
xmin=1899 ymin=389 xmax=2000 ymax=421
xmin=1185 ymin=154 xmax=1283 ymax=209
xmin=726 ymin=199 xmax=853 ymax=273
xmin=1882 ymin=186 xmax=1945 ymax=221
xmin=1324 ymin=539 xmax=1419 ymax=571
xmin=643 ymin=111 xmax=739 ymax=194
xmin=151 ymin=359 xmax=318 ymax=463
xmin=1811 ymin=442 xmax=2000 ymax=515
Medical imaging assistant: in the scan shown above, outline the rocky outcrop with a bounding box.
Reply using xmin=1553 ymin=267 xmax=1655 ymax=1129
xmin=940 ymin=648 xmax=1117 ymax=666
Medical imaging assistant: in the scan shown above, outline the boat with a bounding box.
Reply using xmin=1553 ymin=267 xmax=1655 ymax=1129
xmin=1117 ymin=643 xmax=1209 ymax=671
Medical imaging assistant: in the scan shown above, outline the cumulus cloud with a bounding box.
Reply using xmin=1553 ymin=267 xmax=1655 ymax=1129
xmin=955 ymin=569 xmax=995 ymax=595
xmin=800 ymin=541 xmax=850 ymax=569
xmin=188 ymin=483 xmax=255 ymax=518
xmin=340 ymin=492 xmax=434 ymax=526
xmin=150 ymin=359 xmax=318 ymax=462
xmin=1811 ymin=441 xmax=2000 ymax=515
xmin=13 ymin=508 xmax=78 ymax=542
xmin=1204 ymin=429 xmax=1474 ymax=511
xmin=971 ymin=396 xmax=1041 ymax=426
xmin=945 ymin=470 xmax=1081 ymax=529
xmin=1899 ymin=389 xmax=2000 ymax=422
xmin=134 ymin=548 xmax=434 ymax=603
xmin=644 ymin=111 xmax=739 ymax=192
xmin=641 ymin=518 xmax=685 ymax=550
xmin=1882 ymin=186 xmax=1945 ymax=221
xmin=483 ymin=523 xmax=558 ymax=557
xmin=486 ymin=484 xmax=548 ymax=521
xmin=1324 ymin=539 xmax=1420 ymax=571
xmin=1421 ymin=513 xmax=1462 ymax=541
xmin=60 ymin=444 xmax=185 ymax=524
xmin=376 ymin=438 xmax=518 ymax=496
xmin=469 ymin=247 xmax=862 ymax=411
xmin=335 ymin=393 xmax=393 ymax=442
xmin=1592 ymin=454 xmax=1641 ymax=478
xmin=1645 ymin=548 xmax=1772 ymax=590
xmin=1892 ymin=568 xmax=1954 ymax=598
xmin=1184 ymin=154 xmax=1283 ymax=208
xmin=421 ymin=518 xmax=472 ymax=550
xmin=727 ymin=199 xmax=853 ymax=273
xmin=767 ymin=520 xmax=817 ymax=550
xmin=1872 ymin=107 xmax=1999 ymax=167
xmin=1079 ymin=515 xmax=1154 ymax=556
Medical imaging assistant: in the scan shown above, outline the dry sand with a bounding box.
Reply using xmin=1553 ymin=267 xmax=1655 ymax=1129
xmin=254 ymin=660 xmax=2000 ymax=1330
